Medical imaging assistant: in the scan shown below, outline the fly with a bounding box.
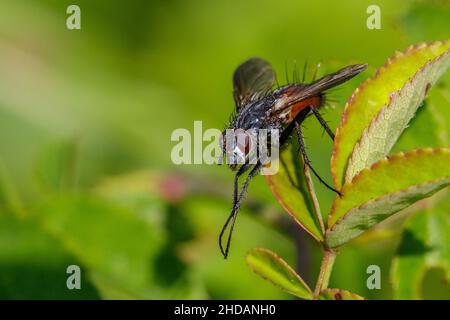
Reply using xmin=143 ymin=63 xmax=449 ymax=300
xmin=219 ymin=57 xmax=367 ymax=259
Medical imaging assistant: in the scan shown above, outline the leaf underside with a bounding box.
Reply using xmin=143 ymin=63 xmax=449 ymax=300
xmin=265 ymin=145 xmax=324 ymax=241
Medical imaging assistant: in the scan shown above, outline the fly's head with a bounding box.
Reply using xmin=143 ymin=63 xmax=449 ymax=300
xmin=220 ymin=99 xmax=272 ymax=171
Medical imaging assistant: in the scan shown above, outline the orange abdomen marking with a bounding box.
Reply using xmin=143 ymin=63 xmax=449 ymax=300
xmin=289 ymin=95 xmax=322 ymax=120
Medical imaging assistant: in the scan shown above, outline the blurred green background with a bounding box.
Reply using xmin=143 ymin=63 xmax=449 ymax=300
xmin=0 ymin=0 xmax=448 ymax=299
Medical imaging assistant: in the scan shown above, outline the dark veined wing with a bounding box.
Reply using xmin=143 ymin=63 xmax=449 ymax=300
xmin=233 ymin=57 xmax=276 ymax=109
xmin=272 ymin=63 xmax=368 ymax=114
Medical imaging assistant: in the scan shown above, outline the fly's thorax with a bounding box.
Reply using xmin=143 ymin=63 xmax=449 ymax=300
xmin=233 ymin=96 xmax=274 ymax=130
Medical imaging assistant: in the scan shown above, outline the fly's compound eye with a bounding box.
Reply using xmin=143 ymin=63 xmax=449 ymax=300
xmin=222 ymin=129 xmax=259 ymax=169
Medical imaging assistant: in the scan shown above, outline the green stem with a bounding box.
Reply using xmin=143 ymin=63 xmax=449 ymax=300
xmin=303 ymin=166 xmax=325 ymax=234
xmin=313 ymin=248 xmax=337 ymax=298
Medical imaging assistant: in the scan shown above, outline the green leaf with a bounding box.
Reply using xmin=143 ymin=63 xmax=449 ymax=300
xmin=246 ymin=248 xmax=313 ymax=299
xmin=0 ymin=209 xmax=101 ymax=299
xmin=33 ymin=194 xmax=165 ymax=299
xmin=265 ymin=145 xmax=324 ymax=242
xmin=391 ymin=195 xmax=450 ymax=299
xmin=34 ymin=192 xmax=210 ymax=299
xmin=393 ymin=101 xmax=448 ymax=152
xmin=332 ymin=40 xmax=450 ymax=188
xmin=318 ymin=288 xmax=364 ymax=300
xmin=345 ymin=46 xmax=450 ymax=182
xmin=326 ymin=148 xmax=450 ymax=248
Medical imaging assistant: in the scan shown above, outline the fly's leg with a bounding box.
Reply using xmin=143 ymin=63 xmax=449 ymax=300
xmin=294 ymin=120 xmax=342 ymax=196
xmin=311 ymin=108 xmax=335 ymax=141
xmin=219 ymin=162 xmax=262 ymax=259
xmin=220 ymin=163 xmax=252 ymax=254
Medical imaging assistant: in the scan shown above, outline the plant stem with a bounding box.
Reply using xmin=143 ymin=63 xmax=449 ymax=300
xmin=303 ymin=166 xmax=325 ymax=234
xmin=313 ymin=248 xmax=337 ymax=298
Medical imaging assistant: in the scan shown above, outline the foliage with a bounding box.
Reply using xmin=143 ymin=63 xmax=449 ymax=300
xmin=0 ymin=0 xmax=449 ymax=300
xmin=248 ymin=41 xmax=450 ymax=299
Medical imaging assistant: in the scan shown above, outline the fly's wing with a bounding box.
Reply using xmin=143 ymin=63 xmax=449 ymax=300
xmin=272 ymin=63 xmax=368 ymax=114
xmin=233 ymin=58 xmax=276 ymax=109
xmin=305 ymin=63 xmax=368 ymax=96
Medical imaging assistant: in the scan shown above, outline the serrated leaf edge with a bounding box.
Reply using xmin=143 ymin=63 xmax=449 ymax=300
xmin=345 ymin=48 xmax=450 ymax=182
xmin=265 ymin=175 xmax=323 ymax=242
xmin=331 ymin=40 xmax=449 ymax=188
xmin=326 ymin=179 xmax=450 ymax=248
xmin=328 ymin=147 xmax=450 ymax=228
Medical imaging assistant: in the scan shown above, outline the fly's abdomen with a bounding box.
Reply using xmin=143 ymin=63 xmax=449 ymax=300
xmin=272 ymin=84 xmax=323 ymax=123
xmin=287 ymin=95 xmax=322 ymax=122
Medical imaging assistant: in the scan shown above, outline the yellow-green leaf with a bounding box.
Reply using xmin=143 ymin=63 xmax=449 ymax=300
xmin=246 ymin=247 xmax=313 ymax=299
xmin=326 ymin=148 xmax=450 ymax=248
xmin=345 ymin=45 xmax=450 ymax=182
xmin=265 ymin=145 xmax=324 ymax=241
xmin=332 ymin=40 xmax=450 ymax=189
